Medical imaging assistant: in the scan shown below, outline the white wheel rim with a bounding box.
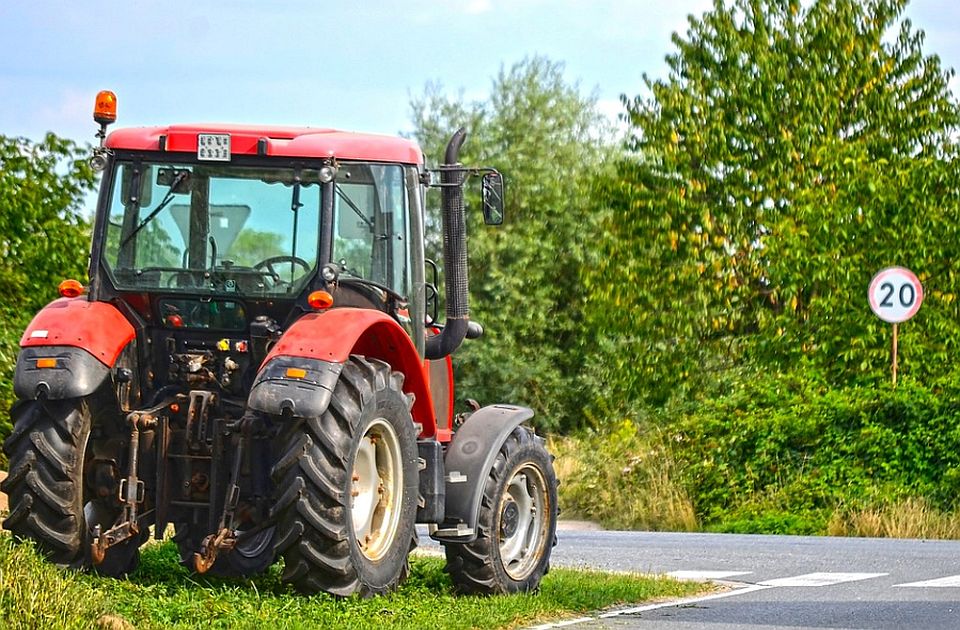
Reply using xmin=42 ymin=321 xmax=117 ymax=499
xmin=498 ymin=463 xmax=549 ymax=580
xmin=351 ymin=418 xmax=404 ymax=561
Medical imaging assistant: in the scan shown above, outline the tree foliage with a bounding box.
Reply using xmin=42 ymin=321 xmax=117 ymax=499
xmin=0 ymin=134 xmax=95 ymax=435
xmin=409 ymin=57 xmax=616 ymax=431
xmin=0 ymin=134 xmax=94 ymax=314
xmin=585 ymin=0 xmax=960 ymax=413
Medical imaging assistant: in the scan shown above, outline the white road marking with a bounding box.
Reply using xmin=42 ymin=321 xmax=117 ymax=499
xmin=896 ymin=575 xmax=960 ymax=588
xmin=597 ymin=584 xmax=773 ymax=618
xmin=527 ymin=583 xmax=775 ymax=628
xmin=527 ymin=617 xmax=595 ymax=629
xmin=759 ymin=572 xmax=888 ymax=587
xmin=667 ymin=570 xmax=752 ymax=580
xmin=526 ymin=569 xmax=909 ymax=629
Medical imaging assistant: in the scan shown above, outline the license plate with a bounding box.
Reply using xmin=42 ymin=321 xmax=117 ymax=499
xmin=197 ymin=133 xmax=231 ymax=161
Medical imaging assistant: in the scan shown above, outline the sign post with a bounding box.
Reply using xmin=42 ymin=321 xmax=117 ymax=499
xmin=868 ymin=267 xmax=923 ymax=388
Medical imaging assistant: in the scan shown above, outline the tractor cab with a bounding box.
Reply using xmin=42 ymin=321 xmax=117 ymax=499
xmin=93 ymin=131 xmax=427 ymax=347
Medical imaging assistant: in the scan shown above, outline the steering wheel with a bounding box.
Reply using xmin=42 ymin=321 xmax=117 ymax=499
xmin=253 ymin=255 xmax=311 ymax=284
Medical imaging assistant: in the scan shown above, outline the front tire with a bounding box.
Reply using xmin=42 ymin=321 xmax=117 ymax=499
xmin=443 ymin=426 xmax=559 ymax=594
xmin=1 ymin=399 xmax=142 ymax=576
xmin=271 ymin=356 xmax=418 ymax=596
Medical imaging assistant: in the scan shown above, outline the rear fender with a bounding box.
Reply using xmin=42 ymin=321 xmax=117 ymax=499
xmin=431 ymin=404 xmax=534 ymax=543
xmin=248 ymin=308 xmax=437 ymax=437
xmin=16 ymin=298 xmax=135 ymax=400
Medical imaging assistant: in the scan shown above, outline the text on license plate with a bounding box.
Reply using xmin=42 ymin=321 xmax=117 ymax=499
xmin=197 ymin=134 xmax=231 ymax=161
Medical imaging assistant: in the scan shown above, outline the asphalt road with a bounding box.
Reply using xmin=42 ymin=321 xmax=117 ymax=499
xmin=419 ymin=527 xmax=960 ymax=629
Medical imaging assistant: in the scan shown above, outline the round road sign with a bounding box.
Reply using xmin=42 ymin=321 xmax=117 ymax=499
xmin=868 ymin=267 xmax=923 ymax=323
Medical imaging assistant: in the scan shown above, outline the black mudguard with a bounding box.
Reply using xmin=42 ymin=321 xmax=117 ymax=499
xmin=432 ymin=404 xmax=534 ymax=543
xmin=247 ymin=356 xmax=343 ymax=418
xmin=14 ymin=346 xmax=112 ymax=400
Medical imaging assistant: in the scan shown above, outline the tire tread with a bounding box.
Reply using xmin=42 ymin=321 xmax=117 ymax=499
xmin=271 ymin=356 xmax=418 ymax=596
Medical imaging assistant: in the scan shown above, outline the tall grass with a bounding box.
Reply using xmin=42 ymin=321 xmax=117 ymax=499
xmin=551 ymin=420 xmax=698 ymax=531
xmin=827 ymin=498 xmax=960 ymax=539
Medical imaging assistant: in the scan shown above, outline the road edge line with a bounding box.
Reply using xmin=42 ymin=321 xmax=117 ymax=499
xmin=527 ymin=583 xmax=772 ymax=629
xmin=598 ymin=583 xmax=773 ymax=617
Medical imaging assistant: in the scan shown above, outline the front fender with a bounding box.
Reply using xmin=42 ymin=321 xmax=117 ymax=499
xmin=431 ymin=404 xmax=534 ymax=543
xmin=252 ymin=308 xmax=437 ymax=435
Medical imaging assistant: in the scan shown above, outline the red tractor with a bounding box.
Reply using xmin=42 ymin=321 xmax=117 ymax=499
xmin=2 ymin=91 xmax=558 ymax=596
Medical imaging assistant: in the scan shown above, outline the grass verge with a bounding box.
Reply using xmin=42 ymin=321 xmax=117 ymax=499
xmin=0 ymin=536 xmax=709 ymax=630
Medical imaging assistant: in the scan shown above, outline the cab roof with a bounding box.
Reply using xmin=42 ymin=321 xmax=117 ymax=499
xmin=105 ymin=124 xmax=424 ymax=165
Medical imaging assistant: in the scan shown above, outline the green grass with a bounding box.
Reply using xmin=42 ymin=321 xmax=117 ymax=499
xmin=0 ymin=536 xmax=709 ymax=629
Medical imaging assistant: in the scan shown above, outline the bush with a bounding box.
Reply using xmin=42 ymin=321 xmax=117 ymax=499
xmin=667 ymin=369 xmax=960 ymax=533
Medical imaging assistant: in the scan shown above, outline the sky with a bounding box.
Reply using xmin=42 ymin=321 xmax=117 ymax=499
xmin=3 ymin=0 xmax=960 ymax=148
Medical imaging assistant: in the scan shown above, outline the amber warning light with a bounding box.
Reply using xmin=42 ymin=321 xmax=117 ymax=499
xmin=58 ymin=279 xmax=84 ymax=298
xmin=93 ymin=90 xmax=117 ymax=125
xmin=307 ymin=290 xmax=334 ymax=310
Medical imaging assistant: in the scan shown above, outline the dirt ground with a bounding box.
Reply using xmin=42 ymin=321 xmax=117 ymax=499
xmin=0 ymin=470 xmax=6 ymax=513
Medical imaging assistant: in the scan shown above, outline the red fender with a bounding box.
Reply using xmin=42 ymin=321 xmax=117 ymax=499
xmin=20 ymin=298 xmax=135 ymax=367
xmin=265 ymin=308 xmax=438 ymax=438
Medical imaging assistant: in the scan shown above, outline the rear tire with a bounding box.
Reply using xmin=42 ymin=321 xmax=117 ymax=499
xmin=443 ymin=426 xmax=558 ymax=594
xmin=271 ymin=356 xmax=419 ymax=596
xmin=1 ymin=399 xmax=142 ymax=576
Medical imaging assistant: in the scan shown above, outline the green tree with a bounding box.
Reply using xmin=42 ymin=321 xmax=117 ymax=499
xmin=0 ymin=134 xmax=95 ymax=435
xmin=228 ymin=228 xmax=285 ymax=265
xmin=410 ymin=57 xmax=617 ymax=431
xmin=586 ymin=0 xmax=960 ymax=413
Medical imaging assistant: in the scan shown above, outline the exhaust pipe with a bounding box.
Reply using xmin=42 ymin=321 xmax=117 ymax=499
xmin=425 ymin=128 xmax=470 ymax=360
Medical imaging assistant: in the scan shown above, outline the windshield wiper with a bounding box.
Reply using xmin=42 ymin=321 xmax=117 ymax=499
xmin=119 ymin=170 xmax=189 ymax=249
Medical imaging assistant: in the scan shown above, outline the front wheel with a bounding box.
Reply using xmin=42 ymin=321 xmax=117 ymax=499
xmin=270 ymin=356 xmax=419 ymax=596
xmin=443 ymin=426 xmax=559 ymax=594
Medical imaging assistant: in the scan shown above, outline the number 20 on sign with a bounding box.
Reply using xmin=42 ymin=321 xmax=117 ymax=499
xmin=868 ymin=267 xmax=923 ymax=387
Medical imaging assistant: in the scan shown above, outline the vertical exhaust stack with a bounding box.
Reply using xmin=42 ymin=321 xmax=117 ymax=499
xmin=425 ymin=128 xmax=470 ymax=360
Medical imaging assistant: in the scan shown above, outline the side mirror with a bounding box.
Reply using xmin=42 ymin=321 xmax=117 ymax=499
xmin=481 ymin=171 xmax=504 ymax=225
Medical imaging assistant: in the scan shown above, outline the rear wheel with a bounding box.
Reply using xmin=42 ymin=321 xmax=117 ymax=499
xmin=1 ymin=399 xmax=143 ymax=576
xmin=443 ymin=426 xmax=558 ymax=594
xmin=271 ymin=356 xmax=418 ymax=596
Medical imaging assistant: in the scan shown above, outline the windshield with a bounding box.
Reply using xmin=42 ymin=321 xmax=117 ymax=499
xmin=102 ymin=162 xmax=322 ymax=297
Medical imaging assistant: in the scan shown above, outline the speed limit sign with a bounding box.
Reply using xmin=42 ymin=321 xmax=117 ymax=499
xmin=868 ymin=267 xmax=923 ymax=323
